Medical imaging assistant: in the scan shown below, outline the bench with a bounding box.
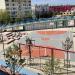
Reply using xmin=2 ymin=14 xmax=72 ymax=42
xmin=4 ymin=39 xmax=15 ymax=44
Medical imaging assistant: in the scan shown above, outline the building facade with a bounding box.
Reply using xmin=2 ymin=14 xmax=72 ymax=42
xmin=0 ymin=0 xmax=31 ymax=18
xmin=32 ymin=4 xmax=49 ymax=18
xmin=34 ymin=4 xmax=49 ymax=13
xmin=49 ymin=5 xmax=75 ymax=12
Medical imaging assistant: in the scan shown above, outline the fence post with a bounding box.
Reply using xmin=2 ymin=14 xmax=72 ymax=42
xmin=51 ymin=48 xmax=54 ymax=75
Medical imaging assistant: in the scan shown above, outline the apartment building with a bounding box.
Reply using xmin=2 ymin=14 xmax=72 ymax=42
xmin=0 ymin=0 xmax=31 ymax=18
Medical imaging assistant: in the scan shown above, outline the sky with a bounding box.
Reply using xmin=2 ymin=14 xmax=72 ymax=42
xmin=32 ymin=0 xmax=75 ymax=5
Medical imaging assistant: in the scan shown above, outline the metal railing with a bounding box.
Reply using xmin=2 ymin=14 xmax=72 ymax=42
xmin=20 ymin=44 xmax=75 ymax=75
xmin=0 ymin=16 xmax=75 ymax=31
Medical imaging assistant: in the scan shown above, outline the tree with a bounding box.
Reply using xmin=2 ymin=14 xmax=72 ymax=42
xmin=62 ymin=36 xmax=73 ymax=75
xmin=47 ymin=11 xmax=54 ymax=17
xmin=35 ymin=11 xmax=54 ymax=18
xmin=25 ymin=11 xmax=32 ymax=19
xmin=4 ymin=44 xmax=25 ymax=75
xmin=0 ymin=10 xmax=10 ymax=24
xmin=15 ymin=18 xmax=21 ymax=23
xmin=43 ymin=58 xmax=61 ymax=75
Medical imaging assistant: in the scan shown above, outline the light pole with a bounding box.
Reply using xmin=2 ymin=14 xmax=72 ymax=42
xmin=18 ymin=43 xmax=22 ymax=60
xmin=26 ymin=36 xmax=34 ymax=66
xmin=62 ymin=37 xmax=73 ymax=75
xmin=26 ymin=37 xmax=32 ymax=66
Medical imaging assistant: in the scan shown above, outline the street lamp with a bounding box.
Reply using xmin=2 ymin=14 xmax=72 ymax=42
xmin=62 ymin=36 xmax=73 ymax=75
xmin=26 ymin=36 xmax=34 ymax=66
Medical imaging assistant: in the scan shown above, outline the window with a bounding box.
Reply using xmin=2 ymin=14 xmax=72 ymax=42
xmin=23 ymin=4 xmax=24 ymax=6
xmin=13 ymin=8 xmax=16 ymax=10
xmin=12 ymin=0 xmax=15 ymax=2
xmin=29 ymin=4 xmax=31 ymax=6
xmin=5 ymin=0 xmax=9 ymax=2
xmin=12 ymin=4 xmax=15 ymax=6
xmin=6 ymin=7 xmax=9 ymax=10
xmin=60 ymin=13 xmax=62 ymax=15
xmin=23 ymin=4 xmax=26 ymax=6
xmin=22 ymin=0 xmax=26 ymax=2
xmin=11 ymin=11 xmax=16 ymax=15
xmin=6 ymin=3 xmax=9 ymax=6
xmin=28 ymin=0 xmax=31 ymax=3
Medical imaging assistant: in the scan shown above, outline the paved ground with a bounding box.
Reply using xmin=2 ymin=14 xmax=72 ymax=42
xmin=0 ymin=29 xmax=75 ymax=75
